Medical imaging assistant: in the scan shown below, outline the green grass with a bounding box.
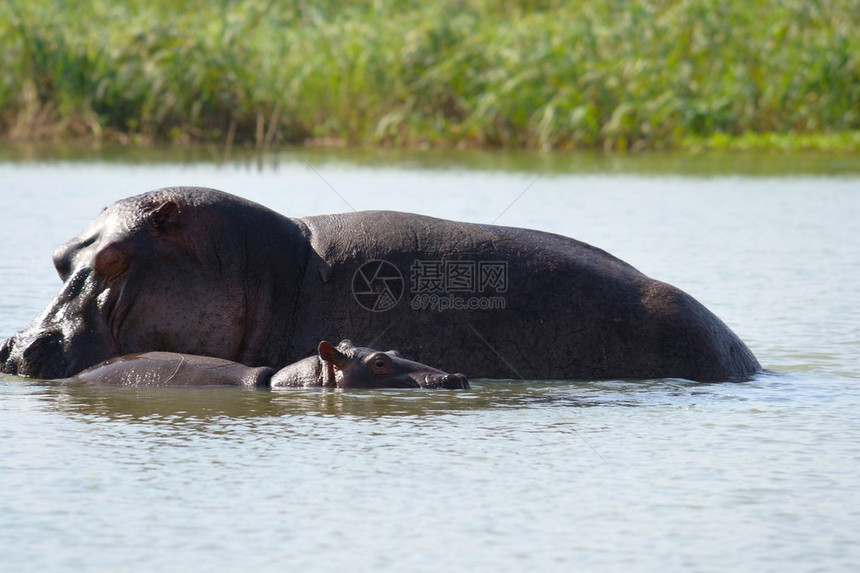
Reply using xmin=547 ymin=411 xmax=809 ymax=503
xmin=1 ymin=0 xmax=858 ymax=151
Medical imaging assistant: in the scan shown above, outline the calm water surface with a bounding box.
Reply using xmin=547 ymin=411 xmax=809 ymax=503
xmin=1 ymin=148 xmax=858 ymax=572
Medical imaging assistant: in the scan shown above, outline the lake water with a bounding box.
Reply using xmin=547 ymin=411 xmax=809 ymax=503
xmin=1 ymin=146 xmax=858 ymax=572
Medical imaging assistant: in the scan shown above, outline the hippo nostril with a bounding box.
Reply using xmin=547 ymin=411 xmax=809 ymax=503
xmin=0 ymin=338 xmax=15 ymax=374
xmin=442 ymin=373 xmax=469 ymax=390
xmin=22 ymin=337 xmax=44 ymax=358
xmin=0 ymin=338 xmax=12 ymax=363
xmin=22 ymin=332 xmax=62 ymax=359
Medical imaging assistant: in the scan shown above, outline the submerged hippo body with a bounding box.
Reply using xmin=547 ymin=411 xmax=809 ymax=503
xmin=1 ymin=187 xmax=760 ymax=382
xmin=66 ymin=340 xmax=470 ymax=389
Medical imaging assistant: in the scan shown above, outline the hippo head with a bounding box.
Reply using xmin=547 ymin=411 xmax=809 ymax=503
xmin=318 ymin=340 xmax=469 ymax=389
xmin=0 ymin=188 xmax=297 ymax=379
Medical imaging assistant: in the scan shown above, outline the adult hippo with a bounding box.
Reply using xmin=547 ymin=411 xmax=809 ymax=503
xmin=0 ymin=187 xmax=760 ymax=382
xmin=62 ymin=340 xmax=470 ymax=389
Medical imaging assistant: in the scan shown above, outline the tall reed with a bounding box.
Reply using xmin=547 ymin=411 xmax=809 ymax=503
xmin=1 ymin=0 xmax=858 ymax=150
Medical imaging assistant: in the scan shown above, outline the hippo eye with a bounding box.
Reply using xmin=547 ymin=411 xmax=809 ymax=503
xmin=369 ymin=353 xmax=391 ymax=372
xmin=93 ymin=245 xmax=129 ymax=281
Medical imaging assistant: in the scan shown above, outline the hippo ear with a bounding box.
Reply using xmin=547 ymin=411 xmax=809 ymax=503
xmin=318 ymin=340 xmax=348 ymax=366
xmin=144 ymin=201 xmax=181 ymax=235
xmin=337 ymin=339 xmax=354 ymax=351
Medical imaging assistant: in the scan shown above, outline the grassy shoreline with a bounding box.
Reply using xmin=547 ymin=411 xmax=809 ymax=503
xmin=2 ymin=0 xmax=858 ymax=152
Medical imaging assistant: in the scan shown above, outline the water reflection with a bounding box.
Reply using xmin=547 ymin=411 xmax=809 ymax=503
xmin=4 ymin=375 xmax=722 ymax=425
xmin=2 ymin=142 xmax=859 ymax=176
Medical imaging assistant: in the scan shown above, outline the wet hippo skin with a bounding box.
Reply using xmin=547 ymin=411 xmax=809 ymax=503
xmin=1 ymin=187 xmax=760 ymax=382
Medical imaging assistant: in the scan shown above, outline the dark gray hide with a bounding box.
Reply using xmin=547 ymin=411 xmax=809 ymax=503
xmin=0 ymin=187 xmax=760 ymax=382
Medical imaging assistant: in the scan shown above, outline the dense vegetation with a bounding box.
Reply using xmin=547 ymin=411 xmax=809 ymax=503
xmin=2 ymin=0 xmax=858 ymax=151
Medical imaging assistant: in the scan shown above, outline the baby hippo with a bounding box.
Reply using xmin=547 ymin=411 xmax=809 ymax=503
xmin=63 ymin=340 xmax=469 ymax=390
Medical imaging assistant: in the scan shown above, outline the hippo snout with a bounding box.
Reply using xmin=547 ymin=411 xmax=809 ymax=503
xmin=441 ymin=373 xmax=469 ymax=390
xmin=0 ymin=331 xmax=68 ymax=379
